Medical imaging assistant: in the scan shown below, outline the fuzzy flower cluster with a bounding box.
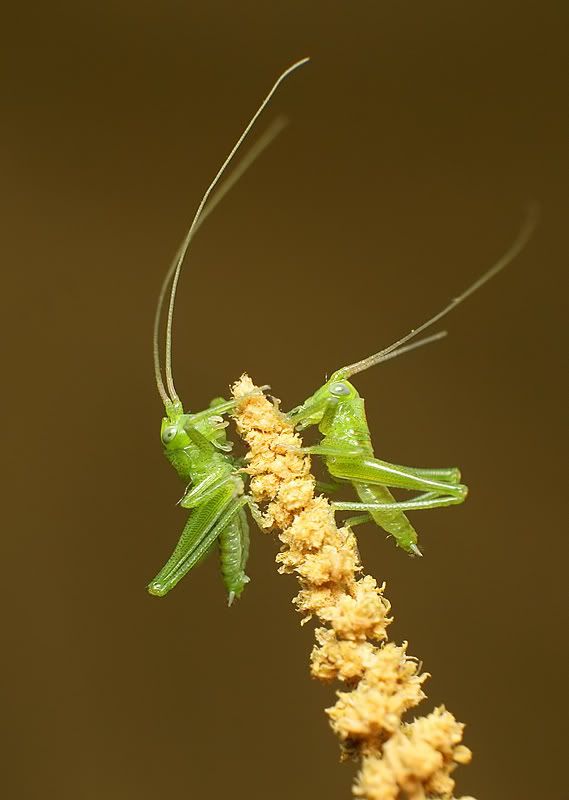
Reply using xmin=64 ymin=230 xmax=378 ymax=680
xmin=232 ymin=375 xmax=473 ymax=800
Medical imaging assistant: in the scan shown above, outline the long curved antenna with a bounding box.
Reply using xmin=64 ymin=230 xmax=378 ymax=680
xmin=153 ymin=115 xmax=288 ymax=405
xmin=164 ymin=57 xmax=310 ymax=403
xmin=341 ymin=205 xmax=539 ymax=378
xmin=372 ymin=330 xmax=448 ymax=364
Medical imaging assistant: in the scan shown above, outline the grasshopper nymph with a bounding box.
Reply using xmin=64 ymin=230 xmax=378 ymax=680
xmin=288 ymin=210 xmax=536 ymax=556
xmin=148 ymin=58 xmax=309 ymax=601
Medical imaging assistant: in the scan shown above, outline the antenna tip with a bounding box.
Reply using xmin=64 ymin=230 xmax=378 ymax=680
xmin=523 ymin=201 xmax=540 ymax=233
xmin=286 ymin=56 xmax=311 ymax=73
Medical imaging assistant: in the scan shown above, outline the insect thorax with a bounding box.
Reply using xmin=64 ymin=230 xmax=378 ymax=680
xmin=322 ymin=393 xmax=373 ymax=453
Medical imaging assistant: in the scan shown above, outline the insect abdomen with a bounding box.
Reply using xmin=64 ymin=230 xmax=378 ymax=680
xmin=354 ymin=481 xmax=419 ymax=553
xmin=219 ymin=507 xmax=250 ymax=604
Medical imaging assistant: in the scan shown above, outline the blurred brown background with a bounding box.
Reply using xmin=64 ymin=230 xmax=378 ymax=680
xmin=2 ymin=3 xmax=567 ymax=799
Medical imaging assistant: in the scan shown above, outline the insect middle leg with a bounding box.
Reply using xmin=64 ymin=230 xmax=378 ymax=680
xmin=334 ymin=490 xmax=466 ymax=514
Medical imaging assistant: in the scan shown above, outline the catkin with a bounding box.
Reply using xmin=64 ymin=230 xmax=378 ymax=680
xmin=232 ymin=375 xmax=473 ymax=800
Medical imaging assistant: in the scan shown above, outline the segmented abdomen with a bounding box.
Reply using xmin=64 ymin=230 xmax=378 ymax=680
xmin=354 ymin=481 xmax=418 ymax=553
xmin=219 ymin=507 xmax=250 ymax=604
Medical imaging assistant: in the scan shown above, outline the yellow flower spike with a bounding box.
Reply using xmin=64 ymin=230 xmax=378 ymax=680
xmin=232 ymin=375 xmax=475 ymax=800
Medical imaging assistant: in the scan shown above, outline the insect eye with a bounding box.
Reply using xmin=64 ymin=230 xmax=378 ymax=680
xmin=329 ymin=382 xmax=350 ymax=397
xmin=161 ymin=426 xmax=177 ymax=444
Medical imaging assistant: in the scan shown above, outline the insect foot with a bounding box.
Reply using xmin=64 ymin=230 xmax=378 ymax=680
xmin=147 ymin=579 xmax=168 ymax=598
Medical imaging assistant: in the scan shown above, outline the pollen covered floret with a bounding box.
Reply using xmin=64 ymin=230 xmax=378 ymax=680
xmin=327 ymin=643 xmax=428 ymax=744
xmin=280 ymin=495 xmax=342 ymax=553
xmin=232 ymin=374 xmax=313 ymax=529
xmin=311 ymin=628 xmax=381 ymax=682
xmin=317 ymin=575 xmax=392 ymax=642
xmin=353 ymin=707 xmax=473 ymax=800
xmin=231 ymin=375 xmax=474 ymax=800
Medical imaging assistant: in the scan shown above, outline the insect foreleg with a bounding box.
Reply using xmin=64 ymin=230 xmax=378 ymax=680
xmin=190 ymin=398 xmax=242 ymax=421
xmin=183 ymin=425 xmax=217 ymax=452
xmin=189 ymin=389 xmax=268 ymax=424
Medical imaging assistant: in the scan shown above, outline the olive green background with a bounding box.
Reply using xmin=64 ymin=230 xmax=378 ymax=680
xmin=2 ymin=3 xmax=567 ymax=799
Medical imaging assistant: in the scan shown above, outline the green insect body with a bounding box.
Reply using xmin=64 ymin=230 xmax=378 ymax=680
xmin=148 ymin=59 xmax=309 ymax=601
xmin=148 ymin=398 xmax=250 ymax=601
xmin=219 ymin=507 xmax=250 ymax=600
xmin=288 ymin=209 xmax=537 ymax=556
xmin=205 ymin=398 xmax=250 ymax=599
xmin=289 ymin=371 xmax=466 ymax=556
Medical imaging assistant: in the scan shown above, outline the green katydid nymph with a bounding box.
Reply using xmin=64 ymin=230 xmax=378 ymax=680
xmin=148 ymin=58 xmax=309 ymax=602
xmin=288 ymin=209 xmax=537 ymax=556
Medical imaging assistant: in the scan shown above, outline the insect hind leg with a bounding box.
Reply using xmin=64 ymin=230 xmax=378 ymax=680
xmin=328 ymin=456 xmax=468 ymax=499
xmin=391 ymin=464 xmax=462 ymax=484
xmin=148 ymin=493 xmax=247 ymax=597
